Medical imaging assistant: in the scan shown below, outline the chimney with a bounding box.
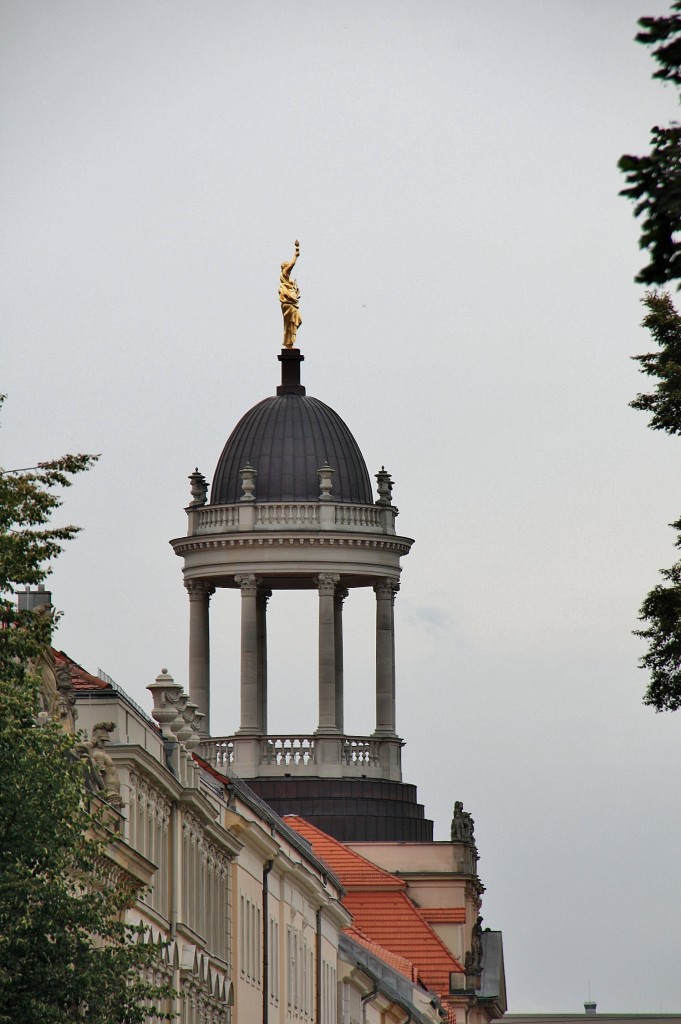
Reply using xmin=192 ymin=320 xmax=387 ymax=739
xmin=17 ymin=584 xmax=52 ymax=612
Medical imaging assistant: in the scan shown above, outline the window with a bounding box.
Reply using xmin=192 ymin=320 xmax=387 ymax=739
xmin=341 ymin=982 xmax=362 ymax=1024
xmin=240 ymin=893 xmax=261 ymax=987
xmin=321 ymin=960 xmax=336 ymax=1024
xmin=269 ymin=918 xmax=279 ymax=1003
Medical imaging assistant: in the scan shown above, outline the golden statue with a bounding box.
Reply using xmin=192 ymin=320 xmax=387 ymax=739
xmin=279 ymin=240 xmax=302 ymax=349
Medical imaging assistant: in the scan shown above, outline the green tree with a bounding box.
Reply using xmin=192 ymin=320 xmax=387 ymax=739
xmin=0 ymin=396 xmax=173 ymax=1022
xmin=618 ymin=2 xmax=681 ymax=287
xmin=634 ymin=526 xmax=681 ymax=711
xmin=630 ymin=295 xmax=681 ymax=710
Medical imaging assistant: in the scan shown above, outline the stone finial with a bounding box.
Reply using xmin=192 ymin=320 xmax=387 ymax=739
xmin=239 ymin=462 xmax=257 ymax=502
xmin=317 ymin=462 xmax=335 ymax=501
xmin=169 ymin=701 xmax=194 ymax=746
xmin=375 ymin=466 xmax=394 ymax=506
xmin=189 ymin=468 xmax=208 ymax=506
xmin=181 ymin=701 xmax=201 ymax=752
xmin=147 ymin=669 xmax=186 ymax=739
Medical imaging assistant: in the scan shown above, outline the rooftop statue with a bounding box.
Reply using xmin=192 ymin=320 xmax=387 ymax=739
xmin=75 ymin=721 xmax=123 ymax=817
xmin=279 ymin=239 xmax=302 ymax=349
xmin=451 ymin=799 xmax=476 ymax=845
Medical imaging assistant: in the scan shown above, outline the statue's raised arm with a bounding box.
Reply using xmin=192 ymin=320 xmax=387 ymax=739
xmin=279 ymin=240 xmax=302 ymax=349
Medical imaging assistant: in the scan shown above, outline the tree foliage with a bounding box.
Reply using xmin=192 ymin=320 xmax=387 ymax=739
xmin=0 ymin=396 xmax=173 ymax=1022
xmin=618 ymin=2 xmax=681 ymax=287
xmin=634 ymin=519 xmax=681 ymax=711
xmin=630 ymin=290 xmax=681 ymax=432
xmin=630 ymin=295 xmax=681 ymax=710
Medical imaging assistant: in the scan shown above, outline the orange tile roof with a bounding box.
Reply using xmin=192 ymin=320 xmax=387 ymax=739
xmin=420 ymin=907 xmax=466 ymax=924
xmin=54 ymin=649 xmax=109 ymax=689
xmin=284 ymin=815 xmax=405 ymax=890
xmin=343 ymin=890 xmax=463 ymax=997
xmin=345 ymin=925 xmax=419 ymax=983
xmin=284 ymin=815 xmax=464 ymax=999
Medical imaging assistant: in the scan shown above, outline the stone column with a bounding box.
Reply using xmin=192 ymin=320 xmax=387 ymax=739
xmin=316 ymin=573 xmax=340 ymax=733
xmin=374 ymin=578 xmax=399 ymax=736
xmin=256 ymin=589 xmax=271 ymax=735
xmin=184 ymin=580 xmax=215 ymax=737
xmin=235 ymin=574 xmax=261 ymax=734
xmin=334 ymin=588 xmax=348 ymax=734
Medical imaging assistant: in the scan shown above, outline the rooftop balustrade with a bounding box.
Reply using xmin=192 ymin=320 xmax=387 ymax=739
xmin=197 ymin=733 xmax=402 ymax=781
xmin=188 ymin=501 xmax=395 ymax=537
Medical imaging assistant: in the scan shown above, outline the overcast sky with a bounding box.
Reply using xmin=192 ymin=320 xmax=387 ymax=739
xmin=3 ymin=0 xmax=681 ymax=1013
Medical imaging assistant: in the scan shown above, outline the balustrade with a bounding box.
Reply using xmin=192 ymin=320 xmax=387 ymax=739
xmin=255 ymin=503 xmax=320 ymax=527
xmin=342 ymin=737 xmax=380 ymax=766
xmin=198 ymin=733 xmax=392 ymax=775
xmin=334 ymin=505 xmax=382 ymax=529
xmin=261 ymin=735 xmax=316 ymax=766
xmin=191 ymin=501 xmax=388 ymax=535
xmin=198 ymin=738 xmax=234 ymax=769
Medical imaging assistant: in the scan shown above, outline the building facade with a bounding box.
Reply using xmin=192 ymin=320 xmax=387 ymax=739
xmin=38 ymin=255 xmax=506 ymax=1023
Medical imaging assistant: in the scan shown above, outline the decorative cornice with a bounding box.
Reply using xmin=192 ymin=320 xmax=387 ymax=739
xmin=171 ymin=534 xmax=413 ymax=557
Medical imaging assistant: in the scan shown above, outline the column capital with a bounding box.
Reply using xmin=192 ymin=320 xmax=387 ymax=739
xmin=335 ymin=587 xmax=349 ymax=605
xmin=184 ymin=579 xmax=216 ymax=600
xmin=235 ymin=573 xmax=261 ymax=595
xmin=316 ymin=573 xmax=340 ymax=596
xmin=374 ymin=578 xmax=400 ymax=601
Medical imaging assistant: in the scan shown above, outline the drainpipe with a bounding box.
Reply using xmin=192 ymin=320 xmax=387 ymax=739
xmin=360 ymin=971 xmax=379 ymax=1024
xmin=316 ymin=908 xmax=323 ymax=1024
xmin=262 ymin=860 xmax=273 ymax=1024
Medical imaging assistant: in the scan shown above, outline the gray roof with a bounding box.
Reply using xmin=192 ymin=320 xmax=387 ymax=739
xmin=210 ymin=386 xmax=374 ymax=505
xmin=338 ymin=932 xmax=438 ymax=1024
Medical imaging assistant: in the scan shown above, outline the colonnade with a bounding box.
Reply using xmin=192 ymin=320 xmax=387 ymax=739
xmin=184 ymin=574 xmax=400 ymax=740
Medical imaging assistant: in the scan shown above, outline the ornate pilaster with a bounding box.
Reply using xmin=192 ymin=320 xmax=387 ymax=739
xmin=373 ymin=578 xmax=399 ymax=736
xmin=235 ymin=574 xmax=261 ymax=734
xmin=316 ymin=573 xmax=340 ymax=734
xmin=184 ymin=579 xmax=215 ymax=736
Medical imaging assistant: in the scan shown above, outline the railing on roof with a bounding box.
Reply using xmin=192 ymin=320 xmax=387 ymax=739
xmin=198 ymin=733 xmax=392 ymax=779
xmin=190 ymin=501 xmax=390 ymax=536
xmin=94 ymin=669 xmax=157 ymax=729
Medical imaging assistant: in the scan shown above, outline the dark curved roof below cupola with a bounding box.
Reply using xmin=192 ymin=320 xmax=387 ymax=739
xmin=210 ymin=353 xmax=374 ymax=505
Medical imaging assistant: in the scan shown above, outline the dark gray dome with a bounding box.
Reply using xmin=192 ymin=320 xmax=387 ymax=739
xmin=210 ymin=353 xmax=373 ymax=505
